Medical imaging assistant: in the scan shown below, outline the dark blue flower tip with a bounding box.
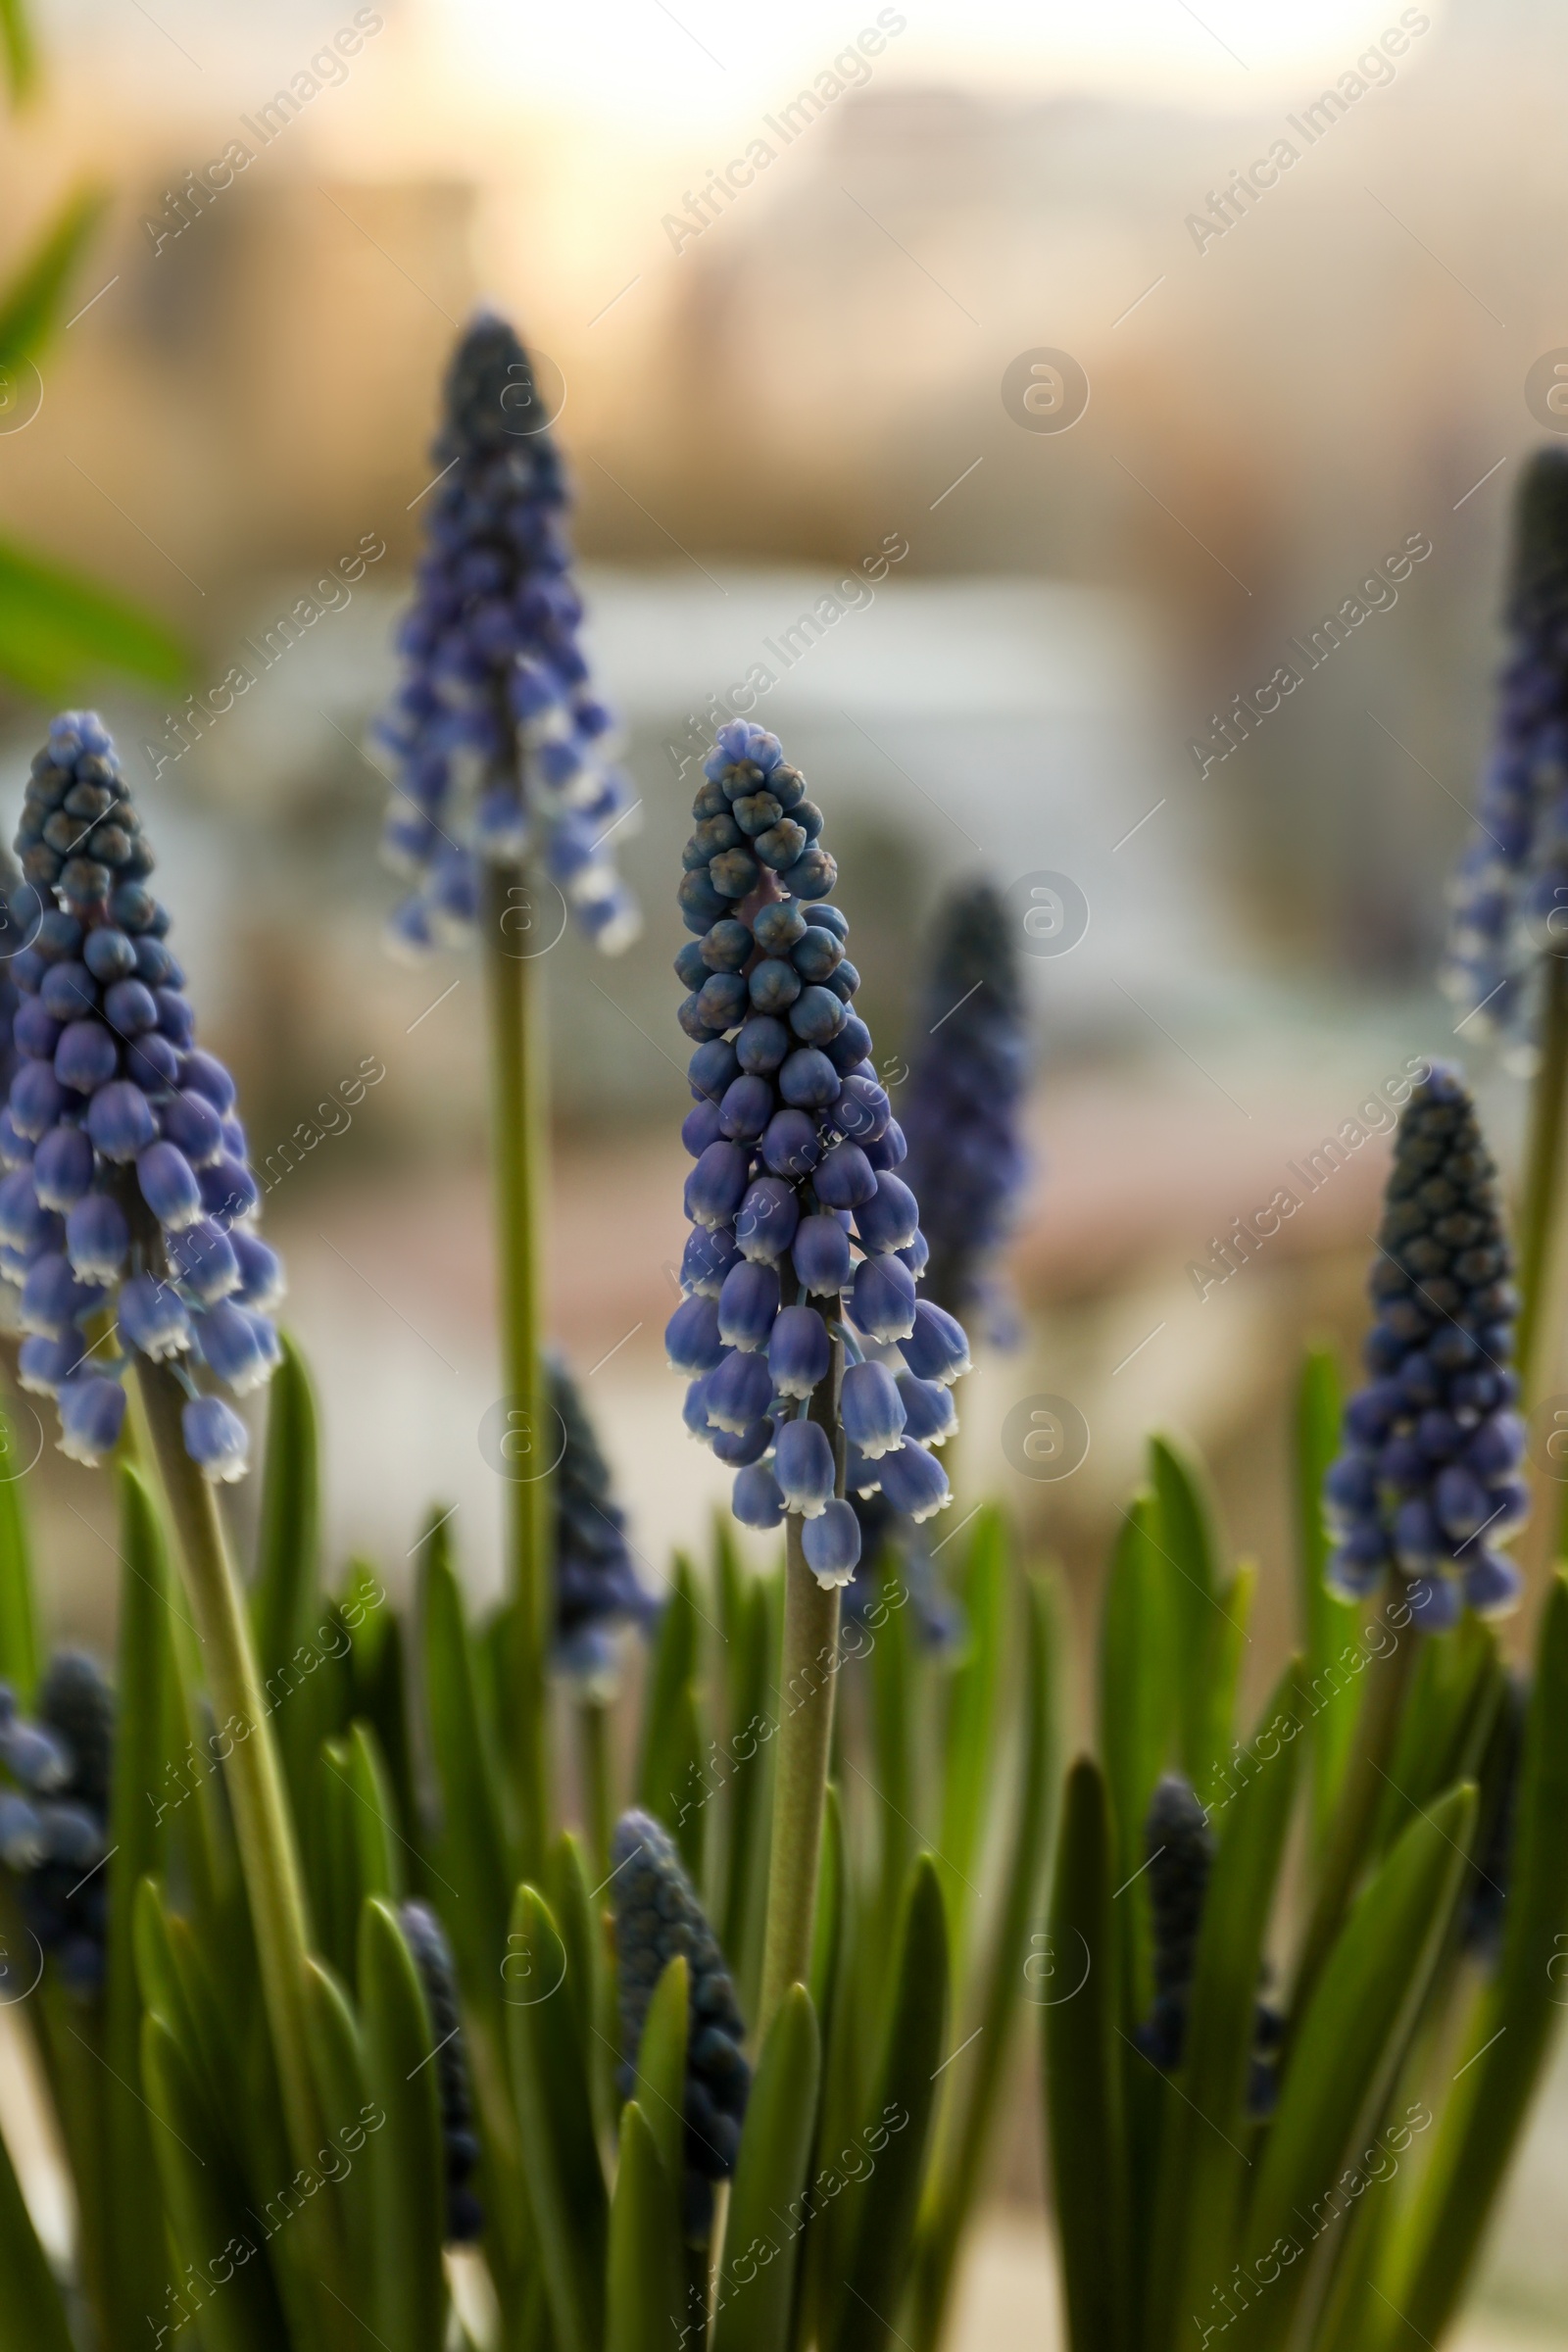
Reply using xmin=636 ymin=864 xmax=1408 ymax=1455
xmin=610 ymin=1810 xmax=750 ymax=2218
xmin=399 ymin=1900 xmax=484 ymax=2245
xmin=181 ymin=1394 xmax=249 ymax=1483
xmin=379 ymin=313 xmax=638 ymax=957
xmin=815 ymin=1141 xmax=877 ymax=1210
xmin=665 ymin=1293 xmax=724 ymax=1376
xmin=680 ymin=1224 xmax=740 ymax=1299
xmin=793 ymin=1212 xmax=853 ymax=1296
xmin=549 ymin=1353 xmax=654 ymax=1682
xmin=802 ymin=1496 xmax=861 ymax=1588
xmin=732 ymin=1462 xmax=785 ymax=1528
xmin=685 ymin=1140 xmax=751 ymax=1229
xmin=716 ymin=1258 xmax=781 ymax=1352
xmin=896 ymin=1372 xmax=957 ymax=1446
xmin=900 ymin=1299 xmax=971 ymax=1387
xmin=768 ymin=1303 xmax=830 ymax=1399
xmin=0 ymin=1652 xmax=114 ymax=1995
xmin=849 ymin=1251 xmax=917 ymax=1344
xmin=840 ymin=1360 xmax=906 ymax=1460
xmin=855 ymin=1172 xmax=920 ymax=1254
xmin=1324 ymin=1064 xmax=1525 ymax=1625
xmin=876 ymin=1437 xmax=950 ymax=1523
xmin=735 ymin=1175 xmax=800 ymax=1261
xmin=705 ymin=1348 xmax=773 ymax=1435
xmin=773 ymin=1417 xmax=836 ymax=1517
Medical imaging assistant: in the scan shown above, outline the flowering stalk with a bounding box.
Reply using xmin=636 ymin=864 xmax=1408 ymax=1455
xmin=378 ymin=313 xmax=639 ymax=1870
xmin=665 ymin=718 xmax=970 ymax=2029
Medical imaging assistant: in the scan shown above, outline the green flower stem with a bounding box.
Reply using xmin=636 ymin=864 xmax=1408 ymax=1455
xmin=483 ymin=855 xmax=553 ymax=1879
xmin=1292 ymin=1592 xmax=1419 ymax=2018
xmin=578 ymin=1694 xmax=613 ymax=1876
xmin=1516 ymin=948 xmax=1568 ymax=1406
xmin=133 ymin=1361 xmax=329 ymax=2217
xmin=759 ymin=1349 xmax=845 ymax=2036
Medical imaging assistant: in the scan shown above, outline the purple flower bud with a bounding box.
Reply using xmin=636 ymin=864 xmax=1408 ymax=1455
xmin=56 ymin=1374 xmax=126 ymax=1466
xmin=1404 ymin=1574 xmax=1461 ymax=1634
xmin=877 ymin=1438 xmax=951 ymax=1523
xmin=665 ymin=1294 xmax=724 ymax=1375
xmin=769 ymin=1304 xmax=830 ymax=1399
xmin=13 ymin=1001 xmax=61 ymax=1058
xmin=86 ymin=1081 xmax=156 ymax=1162
xmin=717 ymin=1259 xmax=781 ymax=1352
xmin=229 ymin=1231 xmax=283 ymax=1310
xmin=31 ymin=1124 xmax=93 ymax=1209
xmin=815 ymin=1143 xmax=877 ymax=1209
xmin=736 ymin=1177 xmax=799 ymax=1263
xmin=102 ymin=978 xmax=158 ymax=1036
xmin=0 ymin=1170 xmax=52 ymax=1254
xmin=897 ymin=1228 xmax=930 ymax=1278
xmin=181 ymin=1394 xmax=249 ymax=1483
xmin=120 ymin=1273 xmax=191 ymax=1361
xmin=682 ymin=1098 xmax=726 ymax=1157
xmin=712 ymin=1416 xmax=774 ymax=1467
xmin=773 ymin=1418 xmax=836 ymax=1517
xmin=180 ymin=1051 xmax=236 ymax=1114
xmin=1464 ymin=1411 xmax=1526 ymax=1481
xmin=1323 ymin=1451 xmax=1377 ymax=1524
xmin=164 ymin=1218 xmax=242 ymax=1303
xmin=895 ymin=1372 xmax=956 ymax=1447
xmin=793 ymin=1213 xmax=852 ymax=1296
xmin=159 ymin=1088 xmax=224 ymax=1167
xmin=840 ymin=1360 xmax=906 ymax=1460
xmin=683 ymin=1372 xmax=717 ymax=1441
xmin=706 ymin=1348 xmax=773 ymax=1435
xmin=126 ymin=1033 xmax=181 ymax=1092
xmin=832 ymin=1074 xmax=890 ymax=1147
xmin=850 ymin=1252 xmax=917 ymax=1344
xmin=868 ymin=1118 xmax=907 ymax=1171
xmin=193 ymin=1300 xmax=278 ymax=1395
xmin=779 ymin=1048 xmax=840 ymax=1109
xmin=1393 ymin=1498 xmax=1439 ymax=1573
xmin=1462 ymin=1548 xmax=1522 ymax=1620
xmin=720 ymin=1075 xmax=774 ymax=1142
xmin=899 ymin=1299 xmax=971 ymax=1386
xmin=138 ymin=1142 xmax=202 ymax=1230
xmin=54 ymin=1019 xmax=117 ymax=1095
xmin=198 ymin=1154 xmax=259 ymax=1226
xmin=18 ymin=1335 xmax=83 ymax=1394
xmin=760 ymin=1108 xmax=820 ymax=1178
xmin=10 ymin=1061 xmax=67 ymax=1139
xmin=688 ymin=1040 xmax=740 ymax=1102
xmin=732 ymin=1463 xmax=785 ymax=1529
xmin=845 ymin=1444 xmax=880 ymax=1496
xmin=854 ymin=1173 xmax=919 ymax=1253
xmin=21 ymin=1252 xmax=94 ymax=1337
xmin=680 ymin=1224 xmax=739 ymax=1298
xmin=66 ymin=1193 xmax=128 ymax=1286
xmin=802 ymin=1498 xmax=860 ymax=1588
xmin=684 ymin=1141 xmax=750 ymax=1229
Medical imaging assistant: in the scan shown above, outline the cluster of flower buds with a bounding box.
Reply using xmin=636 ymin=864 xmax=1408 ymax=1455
xmin=611 ymin=1809 xmax=750 ymax=2240
xmin=549 ymin=1351 xmax=656 ymax=1687
xmin=1134 ymin=1775 xmax=1281 ymax=2116
xmin=0 ymin=713 xmax=283 ymax=1481
xmin=1441 ymin=447 xmax=1568 ymax=1041
xmin=664 ymin=720 xmax=969 ymax=1589
xmin=1323 ymin=1064 xmax=1525 ymax=1630
xmin=379 ymin=312 xmax=638 ymax=959
xmin=399 ymin=1899 xmax=483 ymax=2243
xmin=0 ymin=1654 xmax=114 ymax=1996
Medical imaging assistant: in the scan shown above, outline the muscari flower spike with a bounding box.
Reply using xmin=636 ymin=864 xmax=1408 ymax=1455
xmin=377 ymin=310 xmax=638 ymax=959
xmin=1134 ymin=1774 xmax=1281 ymax=2116
xmin=550 ymin=1350 xmax=657 ymax=1687
xmin=1 ymin=712 xmax=283 ymax=1481
xmin=666 ymin=719 xmax=970 ymax=1590
xmin=0 ymin=1652 xmax=114 ymax=1996
xmin=900 ymin=878 xmax=1030 ymax=1337
xmin=611 ymin=1809 xmax=751 ymax=2241
xmin=399 ymin=1899 xmax=483 ymax=2244
xmin=1441 ymin=446 xmax=1568 ymax=1042
xmin=1322 ymin=1063 xmax=1525 ymax=1632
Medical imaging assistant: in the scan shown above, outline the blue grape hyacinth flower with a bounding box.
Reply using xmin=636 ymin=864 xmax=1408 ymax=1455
xmin=1441 ymin=446 xmax=1568 ymax=1041
xmin=0 ymin=1652 xmax=114 ymax=1996
xmin=549 ymin=1351 xmax=656 ymax=1687
xmin=1134 ymin=1774 xmax=1281 ymax=2115
xmin=1 ymin=712 xmax=283 ymax=1481
xmin=1323 ymin=1063 xmax=1526 ymax=1631
xmin=611 ymin=1808 xmax=751 ymax=2241
xmin=901 ymin=879 xmax=1029 ymax=1335
xmin=378 ymin=310 xmax=638 ymax=959
xmin=399 ymin=1899 xmax=484 ymax=2244
xmin=666 ymin=719 xmax=970 ymax=1588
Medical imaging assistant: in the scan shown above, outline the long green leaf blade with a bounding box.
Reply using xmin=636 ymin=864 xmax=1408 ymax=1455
xmin=0 ymin=186 xmax=106 ymax=366
xmin=0 ymin=536 xmax=187 ymax=699
xmin=711 ymin=1983 xmax=821 ymax=2352
xmin=360 ymin=1897 xmax=447 ymax=2352
xmin=0 ymin=2082 xmax=72 ymax=2352
xmin=506 ymin=1884 xmax=607 ymax=2352
xmin=0 ymin=1403 xmax=38 ymax=1699
xmin=606 ymin=2101 xmax=684 ymax=2352
xmin=1294 ymin=1347 xmax=1361 ymax=1852
xmin=1044 ymin=1756 xmax=1127 ymax=2352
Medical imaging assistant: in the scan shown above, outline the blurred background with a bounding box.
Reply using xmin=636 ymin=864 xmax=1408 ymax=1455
xmin=2 ymin=0 xmax=1567 ymax=2336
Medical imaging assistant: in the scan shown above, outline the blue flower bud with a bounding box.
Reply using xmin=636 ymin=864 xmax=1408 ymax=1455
xmin=682 ymin=1098 xmax=726 ymax=1157
xmin=54 ymin=1019 xmax=117 ymax=1095
xmin=840 ymin=1361 xmax=906 ymax=1460
xmin=31 ymin=1124 xmax=93 ymax=1209
xmin=850 ymin=1251 xmax=917 ymax=1343
xmin=760 ymin=1107 xmax=821 ymax=1178
xmin=0 ymin=1170 xmax=50 ymax=1253
xmin=63 ymin=1193 xmax=127 ymax=1287
xmin=736 ymin=1016 xmax=791 ymax=1075
xmin=159 ymin=1088 xmax=224 ymax=1167
xmin=705 ymin=1348 xmax=773 ymax=1435
xmin=802 ymin=1498 xmax=860 ymax=1588
xmin=137 ymin=1141 xmax=202 ymax=1230
xmin=120 ymin=1273 xmax=191 ymax=1361
xmin=712 ymin=1416 xmax=774 ymax=1467
xmin=855 ymin=1172 xmax=919 ymax=1254
xmin=773 ymin=1417 xmax=836 ymax=1517
xmin=18 ymin=1335 xmax=82 ymax=1394
xmin=779 ymin=1048 xmax=840 ymax=1108
xmin=900 ymin=1299 xmax=971 ymax=1386
xmin=768 ymin=1304 xmax=830 ymax=1398
xmin=165 ymin=1218 xmax=242 ymax=1302
xmin=11 ymin=1060 xmax=67 ymax=1138
xmin=793 ymin=1213 xmax=852 ymax=1296
xmin=21 ymin=1252 xmax=93 ymax=1337
xmin=732 ymin=1463 xmax=785 ymax=1527
xmin=688 ymin=1040 xmax=740 ymax=1102
xmin=681 ymin=1224 xmax=740 ymax=1298
xmin=181 ymin=1394 xmax=250 ymax=1482
xmin=717 ymin=1260 xmax=780 ymax=1352
xmin=56 ymin=1375 xmax=126 ymax=1466
xmin=720 ymin=1075 xmax=775 ymax=1142
xmin=735 ymin=1176 xmax=799 ymax=1262
xmin=665 ymin=1294 xmax=724 ymax=1375
xmin=85 ymin=1080 xmax=156 ymax=1161
xmin=193 ymin=1301 xmax=278 ymax=1396
xmin=815 ymin=1142 xmax=877 ymax=1209
xmin=198 ymin=1153 xmax=259 ymax=1226
xmin=826 ymin=1015 xmax=872 ymax=1073
xmin=748 ymin=957 xmax=801 ymax=1014
xmin=877 ymin=1437 xmax=950 ymax=1522
xmin=1463 ymin=1548 xmax=1522 ymax=1618
xmin=685 ymin=1141 xmax=750 ymax=1229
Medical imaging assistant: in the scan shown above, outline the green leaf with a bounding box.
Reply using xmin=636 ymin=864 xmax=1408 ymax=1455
xmin=1100 ymin=1493 xmax=1177 ymax=2021
xmin=0 ymin=535 xmax=187 ymax=700
xmin=1294 ymin=1346 xmax=1361 ymax=1851
xmin=1230 ymin=1784 xmax=1478 ymax=2352
xmin=634 ymin=1954 xmax=690 ymax=2187
xmin=606 ymin=2101 xmax=685 ymax=2352
xmin=0 ymin=186 xmax=106 ymax=367
xmin=360 ymin=1897 xmax=448 ymax=2352
xmin=252 ymin=1335 xmax=320 ymax=1696
xmin=1149 ymin=1433 xmax=1231 ymax=1788
xmin=711 ymin=1982 xmax=821 ymax=2352
xmin=0 ymin=2078 xmax=73 ymax=2352
xmin=1151 ymin=1664 xmax=1302 ymax=2350
xmin=420 ymin=1512 xmax=513 ymax=2007
xmin=141 ymin=2011 xmax=293 ymax=2352
xmin=506 ymin=1884 xmax=608 ymax=2352
xmin=868 ymin=1548 xmax=917 ymax=1975
xmin=302 ymin=1956 xmax=378 ymax=2287
xmin=1375 ymin=1576 xmax=1568 ymax=2346
xmin=1044 ymin=1756 xmax=1126 ymax=2352
xmin=0 ymin=1404 xmax=37 ymax=1699
xmin=937 ymin=1505 xmax=1007 ymax=1938
xmin=825 ymin=1854 xmax=950 ymax=2352
xmin=1372 ymin=1614 xmax=1498 ymax=1859
xmin=910 ymin=1574 xmax=1056 ymax=2352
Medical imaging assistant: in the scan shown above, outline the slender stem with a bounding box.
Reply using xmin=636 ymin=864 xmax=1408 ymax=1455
xmin=1292 ymin=1594 xmax=1420 ymax=2019
xmin=1516 ymin=949 xmax=1568 ymax=1405
xmin=759 ymin=1343 xmax=845 ymax=2035
xmin=134 ymin=1362 xmax=327 ymax=2199
xmin=578 ymin=1693 xmax=613 ymax=1876
xmin=482 ymin=856 xmax=553 ymax=1877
